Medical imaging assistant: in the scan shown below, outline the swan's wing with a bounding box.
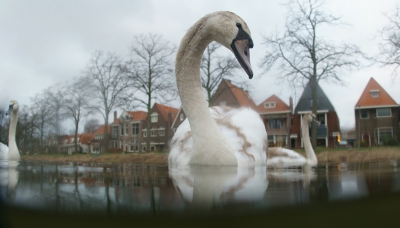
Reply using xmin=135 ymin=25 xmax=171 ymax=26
xmin=267 ymin=147 xmax=307 ymax=168
xmin=169 ymin=119 xmax=192 ymax=166
xmin=169 ymin=106 xmax=268 ymax=167
xmin=0 ymin=143 xmax=8 ymax=160
xmin=210 ymin=107 xmax=268 ymax=166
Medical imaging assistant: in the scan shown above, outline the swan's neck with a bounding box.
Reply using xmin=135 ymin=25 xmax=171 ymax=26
xmin=175 ymin=19 xmax=237 ymax=166
xmin=8 ymin=111 xmax=20 ymax=161
xmin=301 ymin=117 xmax=317 ymax=165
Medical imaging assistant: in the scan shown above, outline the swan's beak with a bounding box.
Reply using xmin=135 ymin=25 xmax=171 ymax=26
xmin=6 ymin=104 xmax=14 ymax=116
xmin=231 ymin=23 xmax=254 ymax=79
xmin=313 ymin=118 xmax=321 ymax=126
xmin=232 ymin=39 xmax=253 ymax=79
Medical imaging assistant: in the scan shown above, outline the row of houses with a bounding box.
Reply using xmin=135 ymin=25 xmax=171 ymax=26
xmin=57 ymin=77 xmax=399 ymax=154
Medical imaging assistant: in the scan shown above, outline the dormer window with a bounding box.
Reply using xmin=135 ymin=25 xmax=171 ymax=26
xmin=264 ymin=102 xmax=276 ymax=108
xmin=151 ymin=113 xmax=158 ymax=123
xmin=370 ymin=90 xmax=379 ymax=98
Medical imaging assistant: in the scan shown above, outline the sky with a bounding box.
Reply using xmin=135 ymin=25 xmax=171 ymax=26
xmin=1 ymin=0 xmax=399 ymax=129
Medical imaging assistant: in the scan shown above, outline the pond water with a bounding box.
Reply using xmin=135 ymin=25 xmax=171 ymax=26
xmin=1 ymin=161 xmax=400 ymax=216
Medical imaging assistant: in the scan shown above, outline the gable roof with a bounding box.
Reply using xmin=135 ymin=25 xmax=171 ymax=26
xmin=80 ymin=133 xmax=94 ymax=144
xmin=93 ymin=125 xmax=110 ymax=136
xmin=153 ymin=103 xmax=179 ymax=121
xmin=127 ymin=111 xmax=148 ymax=121
xmin=254 ymin=95 xmax=291 ymax=114
xmin=223 ymin=79 xmax=257 ymax=108
xmin=355 ymin=77 xmax=398 ymax=109
xmin=294 ymin=81 xmax=336 ymax=113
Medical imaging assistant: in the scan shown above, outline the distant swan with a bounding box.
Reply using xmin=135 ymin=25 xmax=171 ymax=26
xmin=267 ymin=112 xmax=318 ymax=168
xmin=0 ymin=100 xmax=20 ymax=161
xmin=169 ymin=11 xmax=267 ymax=167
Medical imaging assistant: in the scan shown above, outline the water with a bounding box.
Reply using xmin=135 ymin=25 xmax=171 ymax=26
xmin=1 ymin=161 xmax=400 ymax=216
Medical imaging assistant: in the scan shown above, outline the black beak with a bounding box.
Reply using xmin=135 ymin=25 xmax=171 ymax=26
xmin=231 ymin=23 xmax=253 ymax=79
xmin=6 ymin=104 xmax=13 ymax=116
xmin=312 ymin=116 xmax=321 ymax=126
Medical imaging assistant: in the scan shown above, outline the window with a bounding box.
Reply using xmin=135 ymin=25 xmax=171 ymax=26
xmin=151 ymin=113 xmax=158 ymax=123
xmin=180 ymin=113 xmax=185 ymax=121
xmin=317 ymin=114 xmax=325 ymax=125
xmin=220 ymin=101 xmax=227 ymax=106
xmin=143 ymin=129 xmax=147 ymax=137
xmin=112 ymin=126 xmax=118 ymax=138
xmin=151 ymin=129 xmax=157 ymax=137
xmin=375 ymin=108 xmax=391 ymax=117
xmin=125 ymin=124 xmax=129 ymax=135
xmin=264 ymin=102 xmax=276 ymax=108
xmin=131 ymin=123 xmax=139 ymax=135
xmin=142 ymin=145 xmax=146 ymax=152
xmin=360 ymin=110 xmax=369 ymax=119
xmin=130 ymin=139 xmax=138 ymax=152
xmin=374 ymin=127 xmax=393 ymax=145
xmin=158 ymin=127 xmax=165 ymax=136
xmin=309 ymin=99 xmax=319 ymax=108
xmin=120 ymin=125 xmax=124 ymax=135
xmin=370 ymin=90 xmax=379 ymax=98
xmin=268 ymin=119 xmax=285 ymax=129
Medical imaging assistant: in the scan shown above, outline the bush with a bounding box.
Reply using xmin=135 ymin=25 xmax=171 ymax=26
xmin=359 ymin=141 xmax=368 ymax=147
xmin=383 ymin=137 xmax=398 ymax=146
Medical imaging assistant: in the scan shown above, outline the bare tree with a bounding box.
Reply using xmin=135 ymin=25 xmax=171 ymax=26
xmin=84 ymin=118 xmax=100 ymax=134
xmin=201 ymin=42 xmax=248 ymax=106
xmin=375 ymin=6 xmax=400 ymax=77
xmin=123 ymin=34 xmax=176 ymax=152
xmin=85 ymin=51 xmax=132 ymax=153
xmin=31 ymin=93 xmax=53 ymax=153
xmin=64 ymin=76 xmax=95 ymax=154
xmin=259 ymin=0 xmax=363 ymax=148
xmin=45 ymin=84 xmax=67 ymax=137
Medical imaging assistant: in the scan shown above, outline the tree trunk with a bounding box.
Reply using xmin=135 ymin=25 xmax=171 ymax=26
xmin=310 ymin=77 xmax=318 ymax=149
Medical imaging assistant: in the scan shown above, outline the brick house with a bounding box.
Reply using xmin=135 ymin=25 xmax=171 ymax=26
xmin=254 ymin=95 xmax=292 ymax=148
xmin=89 ymin=125 xmax=110 ymax=154
xmin=59 ymin=133 xmax=94 ymax=154
xmin=355 ymin=77 xmax=399 ymax=146
xmin=142 ymin=103 xmax=178 ymax=152
xmin=110 ymin=110 xmax=147 ymax=153
xmin=292 ymin=82 xmax=341 ymax=148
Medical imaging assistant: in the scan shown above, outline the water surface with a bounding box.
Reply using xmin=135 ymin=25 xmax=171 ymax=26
xmin=1 ymin=161 xmax=400 ymax=216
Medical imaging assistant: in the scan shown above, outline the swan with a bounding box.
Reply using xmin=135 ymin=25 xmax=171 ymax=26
xmin=267 ymin=112 xmax=319 ymax=168
xmin=168 ymin=11 xmax=267 ymax=167
xmin=0 ymin=100 xmax=20 ymax=161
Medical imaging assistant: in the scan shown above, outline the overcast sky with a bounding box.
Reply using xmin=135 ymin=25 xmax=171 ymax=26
xmin=1 ymin=0 xmax=399 ymax=129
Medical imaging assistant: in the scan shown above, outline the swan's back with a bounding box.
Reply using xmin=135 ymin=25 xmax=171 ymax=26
xmin=0 ymin=143 xmax=8 ymax=160
xmin=169 ymin=106 xmax=268 ymax=167
xmin=267 ymin=147 xmax=307 ymax=168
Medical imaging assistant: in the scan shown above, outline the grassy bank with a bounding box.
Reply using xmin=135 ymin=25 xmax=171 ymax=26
xmin=21 ymin=152 xmax=169 ymax=164
xmin=21 ymin=147 xmax=400 ymax=165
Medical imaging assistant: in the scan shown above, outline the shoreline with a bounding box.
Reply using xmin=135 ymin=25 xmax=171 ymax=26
xmin=20 ymin=147 xmax=400 ymax=165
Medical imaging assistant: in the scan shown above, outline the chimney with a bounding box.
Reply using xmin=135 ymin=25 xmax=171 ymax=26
xmin=289 ymin=96 xmax=293 ymax=113
xmin=114 ymin=111 xmax=117 ymax=121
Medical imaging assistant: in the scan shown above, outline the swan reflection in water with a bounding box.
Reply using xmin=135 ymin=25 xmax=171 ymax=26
xmin=169 ymin=166 xmax=268 ymax=209
xmin=169 ymin=166 xmax=320 ymax=210
xmin=0 ymin=160 xmax=19 ymax=201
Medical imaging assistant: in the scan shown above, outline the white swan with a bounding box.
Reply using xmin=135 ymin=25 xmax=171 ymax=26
xmin=267 ymin=112 xmax=318 ymax=168
xmin=168 ymin=11 xmax=267 ymax=167
xmin=0 ymin=100 xmax=20 ymax=161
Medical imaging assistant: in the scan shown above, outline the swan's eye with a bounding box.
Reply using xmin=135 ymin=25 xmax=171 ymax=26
xmin=236 ymin=23 xmax=242 ymax=28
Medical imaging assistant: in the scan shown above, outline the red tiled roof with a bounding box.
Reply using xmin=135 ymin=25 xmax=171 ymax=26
xmin=355 ymin=77 xmax=398 ymax=108
xmin=224 ymin=79 xmax=257 ymax=108
xmin=127 ymin=111 xmax=148 ymax=121
xmin=94 ymin=125 xmax=111 ymax=135
xmin=254 ymin=94 xmax=291 ymax=114
xmin=80 ymin=133 xmax=94 ymax=144
xmin=154 ymin=103 xmax=179 ymax=121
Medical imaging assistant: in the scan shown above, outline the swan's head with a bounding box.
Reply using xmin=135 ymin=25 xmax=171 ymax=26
xmin=6 ymin=100 xmax=19 ymax=116
xmin=304 ymin=112 xmax=320 ymax=125
xmin=206 ymin=11 xmax=254 ymax=79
